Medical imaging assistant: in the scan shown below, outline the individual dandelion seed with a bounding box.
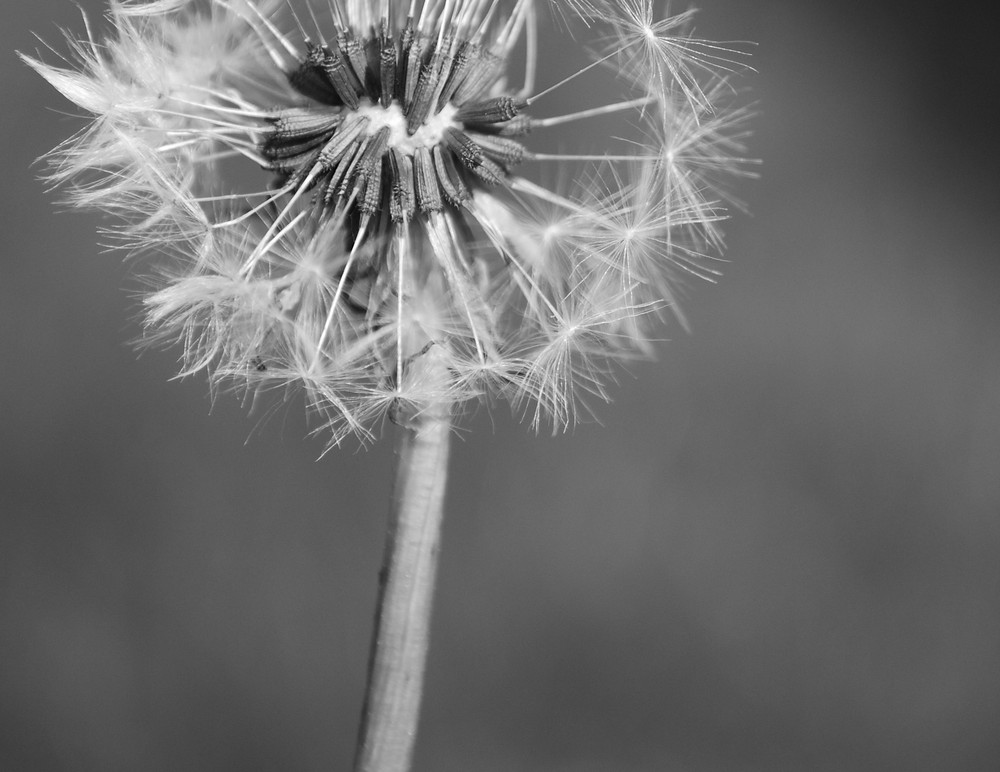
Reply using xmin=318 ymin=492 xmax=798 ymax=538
xmin=22 ymin=0 xmax=290 ymax=201
xmin=26 ymin=1 xmax=751 ymax=770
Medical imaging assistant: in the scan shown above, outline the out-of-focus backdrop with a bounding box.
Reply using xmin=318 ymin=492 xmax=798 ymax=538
xmin=3 ymin=2 xmax=999 ymax=770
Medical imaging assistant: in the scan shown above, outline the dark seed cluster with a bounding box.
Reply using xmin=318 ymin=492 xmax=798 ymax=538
xmin=260 ymin=18 xmax=532 ymax=224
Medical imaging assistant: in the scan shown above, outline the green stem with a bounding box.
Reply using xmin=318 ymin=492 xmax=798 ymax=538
xmin=353 ymin=402 xmax=451 ymax=772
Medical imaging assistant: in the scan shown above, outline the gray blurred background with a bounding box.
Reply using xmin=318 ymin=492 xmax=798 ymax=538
xmin=3 ymin=2 xmax=999 ymax=770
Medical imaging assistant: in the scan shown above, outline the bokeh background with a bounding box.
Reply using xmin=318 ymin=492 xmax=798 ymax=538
xmin=3 ymin=1 xmax=999 ymax=770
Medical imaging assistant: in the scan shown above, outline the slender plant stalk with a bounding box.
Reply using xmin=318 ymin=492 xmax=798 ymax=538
xmin=353 ymin=400 xmax=452 ymax=772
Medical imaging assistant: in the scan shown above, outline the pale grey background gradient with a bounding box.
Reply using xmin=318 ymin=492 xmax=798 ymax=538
xmin=3 ymin=2 xmax=999 ymax=770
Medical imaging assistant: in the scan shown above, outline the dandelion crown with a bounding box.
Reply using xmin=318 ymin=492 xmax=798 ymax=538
xmin=26 ymin=0 xmax=751 ymax=445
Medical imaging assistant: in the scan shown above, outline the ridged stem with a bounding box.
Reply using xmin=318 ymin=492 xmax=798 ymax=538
xmin=352 ymin=402 xmax=452 ymax=772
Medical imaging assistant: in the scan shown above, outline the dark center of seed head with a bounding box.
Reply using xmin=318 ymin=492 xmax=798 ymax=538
xmin=260 ymin=22 xmax=532 ymax=224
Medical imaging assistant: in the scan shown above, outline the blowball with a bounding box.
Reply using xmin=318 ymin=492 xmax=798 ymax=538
xmin=25 ymin=0 xmax=752 ymax=444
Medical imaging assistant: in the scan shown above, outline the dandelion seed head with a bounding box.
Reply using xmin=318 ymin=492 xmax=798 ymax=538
xmin=28 ymin=0 xmax=752 ymax=446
